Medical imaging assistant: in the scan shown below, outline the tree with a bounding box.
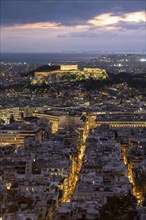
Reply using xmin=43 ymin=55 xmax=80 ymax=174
xmin=98 ymin=193 xmax=138 ymax=220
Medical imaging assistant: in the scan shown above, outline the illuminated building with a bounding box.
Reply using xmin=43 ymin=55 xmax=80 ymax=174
xmin=0 ymin=107 xmax=22 ymax=124
xmin=0 ymin=130 xmax=36 ymax=146
xmin=95 ymin=121 xmax=146 ymax=127
xmin=32 ymin=112 xmax=84 ymax=133
xmin=60 ymin=64 xmax=78 ymax=71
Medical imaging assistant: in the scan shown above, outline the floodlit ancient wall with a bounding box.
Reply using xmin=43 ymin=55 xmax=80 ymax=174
xmin=35 ymin=72 xmax=51 ymax=78
xmin=83 ymin=68 xmax=106 ymax=73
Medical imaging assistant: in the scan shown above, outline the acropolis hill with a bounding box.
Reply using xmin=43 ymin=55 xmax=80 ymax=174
xmin=31 ymin=64 xmax=108 ymax=84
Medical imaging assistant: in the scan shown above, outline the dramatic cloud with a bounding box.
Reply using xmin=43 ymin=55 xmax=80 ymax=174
xmin=3 ymin=11 xmax=145 ymax=31
xmin=88 ymin=11 xmax=145 ymax=26
xmin=1 ymin=1 xmax=145 ymax=26
xmin=1 ymin=0 xmax=145 ymax=52
xmin=4 ymin=22 xmax=66 ymax=30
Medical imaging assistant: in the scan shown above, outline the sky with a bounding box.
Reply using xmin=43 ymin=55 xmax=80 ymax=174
xmin=0 ymin=0 xmax=146 ymax=53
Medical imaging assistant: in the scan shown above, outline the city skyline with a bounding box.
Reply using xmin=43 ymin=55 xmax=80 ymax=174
xmin=1 ymin=1 xmax=146 ymax=219
xmin=1 ymin=0 xmax=146 ymax=53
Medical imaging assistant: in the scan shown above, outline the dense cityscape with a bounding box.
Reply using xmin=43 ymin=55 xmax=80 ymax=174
xmin=0 ymin=56 xmax=146 ymax=219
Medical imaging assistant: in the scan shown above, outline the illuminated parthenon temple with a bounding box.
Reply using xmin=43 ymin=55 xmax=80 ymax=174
xmin=60 ymin=64 xmax=78 ymax=71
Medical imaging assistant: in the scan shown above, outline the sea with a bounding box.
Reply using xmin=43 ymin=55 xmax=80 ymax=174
xmin=0 ymin=52 xmax=102 ymax=65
